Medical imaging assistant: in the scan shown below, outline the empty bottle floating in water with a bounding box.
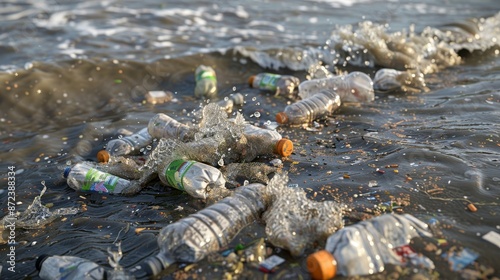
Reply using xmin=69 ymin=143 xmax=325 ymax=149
xmin=64 ymin=162 xmax=142 ymax=195
xmin=298 ymin=71 xmax=374 ymax=103
xmin=194 ymin=65 xmax=217 ymax=99
xmin=157 ymin=158 xmax=227 ymax=199
xmin=103 ymin=127 xmax=152 ymax=157
xmin=147 ymin=113 xmax=196 ymax=142
xmin=307 ymin=214 xmax=434 ymax=279
xmin=130 ymin=183 xmax=270 ymax=278
xmin=241 ymin=123 xmax=293 ymax=159
xmin=276 ymin=89 xmax=341 ymax=125
xmin=248 ymin=72 xmax=300 ymax=98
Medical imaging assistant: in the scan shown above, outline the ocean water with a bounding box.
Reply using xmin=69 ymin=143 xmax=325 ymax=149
xmin=0 ymin=0 xmax=499 ymax=279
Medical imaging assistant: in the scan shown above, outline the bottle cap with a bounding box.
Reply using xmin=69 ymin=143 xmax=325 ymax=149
xmin=306 ymin=250 xmax=337 ymax=280
xmin=35 ymin=254 xmax=50 ymax=271
xmin=248 ymin=75 xmax=256 ymax=87
xmin=97 ymin=150 xmax=110 ymax=163
xmin=275 ymin=112 xmax=288 ymax=124
xmin=63 ymin=167 xmax=71 ymax=179
xmin=275 ymin=139 xmax=293 ymax=157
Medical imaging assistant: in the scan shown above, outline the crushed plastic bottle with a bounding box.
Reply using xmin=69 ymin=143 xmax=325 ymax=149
xmin=1 ymin=182 xmax=78 ymax=230
xmin=298 ymin=71 xmax=374 ymax=103
xmin=276 ymin=89 xmax=342 ymax=125
xmin=36 ymin=242 xmax=133 ymax=280
xmin=157 ymin=157 xmax=227 ymax=200
xmin=194 ymin=65 xmax=217 ymax=99
xmin=63 ymin=162 xmax=146 ymax=195
xmin=129 ymin=183 xmax=270 ymax=278
xmin=307 ymin=213 xmax=434 ymax=279
xmin=373 ymin=68 xmax=429 ymax=93
xmin=248 ymin=73 xmax=300 ymax=98
xmin=104 ymin=127 xmax=152 ymax=157
xmin=37 ymin=255 xmax=106 ymax=280
xmin=262 ymin=172 xmax=344 ymax=257
xmin=147 ymin=113 xmax=196 ymax=142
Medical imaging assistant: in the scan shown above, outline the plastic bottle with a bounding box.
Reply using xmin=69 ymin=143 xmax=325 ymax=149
xmin=275 ymin=89 xmax=342 ymax=125
xmin=248 ymin=73 xmax=300 ymax=97
xmin=129 ymin=183 xmax=269 ymax=279
xmin=241 ymin=123 xmax=293 ymax=159
xmin=36 ymin=254 xmax=106 ymax=280
xmin=147 ymin=113 xmax=195 ymax=142
xmin=36 ymin=255 xmax=134 ymax=280
xmin=306 ymin=214 xmax=433 ymax=279
xmin=104 ymin=127 xmax=152 ymax=157
xmin=64 ymin=162 xmax=142 ymax=195
xmin=194 ymin=65 xmax=217 ymax=99
xmin=157 ymin=158 xmax=227 ymax=200
xmin=298 ymin=71 xmax=374 ymax=102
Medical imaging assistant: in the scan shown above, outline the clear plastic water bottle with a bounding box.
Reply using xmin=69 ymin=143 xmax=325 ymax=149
xmin=157 ymin=158 xmax=227 ymax=200
xmin=64 ymin=162 xmax=142 ymax=195
xmin=194 ymin=65 xmax=217 ymax=99
xmin=248 ymin=73 xmax=300 ymax=97
xmin=36 ymin=254 xmax=106 ymax=280
xmin=242 ymin=123 xmax=293 ymax=159
xmin=307 ymin=214 xmax=433 ymax=279
xmin=104 ymin=127 xmax=152 ymax=157
xmin=298 ymin=71 xmax=374 ymax=103
xmin=275 ymin=89 xmax=342 ymax=125
xmin=147 ymin=113 xmax=195 ymax=142
xmin=129 ymin=183 xmax=269 ymax=278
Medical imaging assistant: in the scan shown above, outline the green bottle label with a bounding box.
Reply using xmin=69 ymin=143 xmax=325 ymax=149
xmin=83 ymin=168 xmax=119 ymax=193
xmin=196 ymin=70 xmax=216 ymax=82
xmin=258 ymin=73 xmax=280 ymax=90
xmin=165 ymin=160 xmax=196 ymax=191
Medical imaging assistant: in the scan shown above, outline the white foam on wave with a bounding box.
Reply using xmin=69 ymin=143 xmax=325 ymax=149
xmin=305 ymin=0 xmax=371 ymax=8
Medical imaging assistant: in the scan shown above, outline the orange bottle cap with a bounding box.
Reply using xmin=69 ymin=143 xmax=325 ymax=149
xmin=97 ymin=150 xmax=110 ymax=163
xmin=275 ymin=139 xmax=293 ymax=157
xmin=248 ymin=75 xmax=256 ymax=87
xmin=307 ymin=250 xmax=337 ymax=280
xmin=275 ymin=112 xmax=288 ymax=124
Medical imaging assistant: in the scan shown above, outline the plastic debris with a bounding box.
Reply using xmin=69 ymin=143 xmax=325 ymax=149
xmin=441 ymin=247 xmax=479 ymax=271
xmin=145 ymin=90 xmax=174 ymax=104
xmin=482 ymin=231 xmax=500 ymax=248
xmin=259 ymin=255 xmax=285 ymax=273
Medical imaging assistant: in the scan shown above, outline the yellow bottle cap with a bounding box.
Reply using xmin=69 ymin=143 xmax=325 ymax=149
xmin=275 ymin=139 xmax=293 ymax=157
xmin=97 ymin=150 xmax=110 ymax=163
xmin=275 ymin=112 xmax=288 ymax=124
xmin=307 ymin=250 xmax=337 ymax=280
xmin=248 ymin=75 xmax=256 ymax=87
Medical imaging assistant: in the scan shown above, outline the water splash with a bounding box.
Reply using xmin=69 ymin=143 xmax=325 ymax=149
xmin=262 ymin=172 xmax=344 ymax=257
xmin=236 ymin=12 xmax=500 ymax=85
xmin=1 ymin=181 xmax=78 ymax=230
